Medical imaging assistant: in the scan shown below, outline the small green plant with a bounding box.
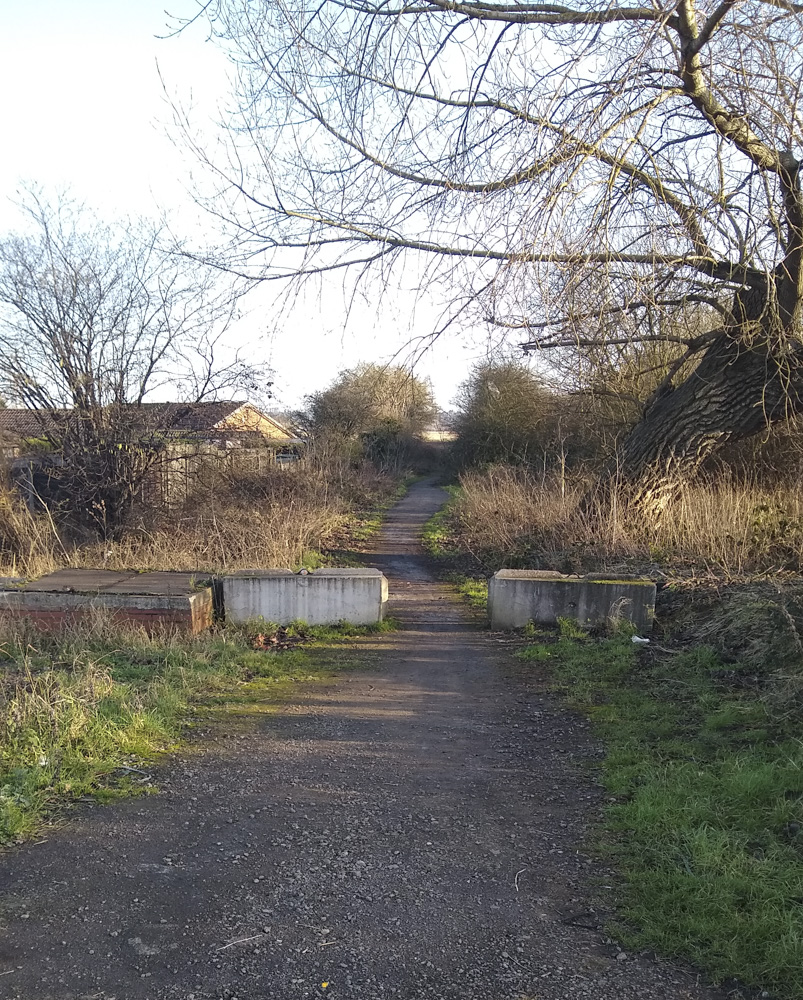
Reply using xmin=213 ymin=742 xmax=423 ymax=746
xmin=556 ymin=616 xmax=589 ymax=640
xmin=517 ymin=642 xmax=551 ymax=662
xmin=421 ymin=495 xmax=461 ymax=559
xmin=453 ymin=576 xmax=488 ymax=610
xmin=299 ymin=550 xmax=327 ymax=570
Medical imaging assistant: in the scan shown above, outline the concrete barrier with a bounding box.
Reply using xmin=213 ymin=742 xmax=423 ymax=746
xmin=488 ymin=569 xmax=656 ymax=632
xmin=0 ymin=570 xmax=214 ymax=633
xmin=223 ymin=568 xmax=388 ymax=625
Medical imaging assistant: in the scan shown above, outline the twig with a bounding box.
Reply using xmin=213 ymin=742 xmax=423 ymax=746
xmin=514 ymin=867 xmax=527 ymax=891
xmin=215 ymin=933 xmax=265 ymax=952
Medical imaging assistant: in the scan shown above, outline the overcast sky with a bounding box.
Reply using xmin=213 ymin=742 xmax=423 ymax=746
xmin=0 ymin=0 xmax=509 ymax=411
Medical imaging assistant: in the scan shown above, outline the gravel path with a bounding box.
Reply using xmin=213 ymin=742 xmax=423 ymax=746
xmin=0 ymin=479 xmax=726 ymax=1000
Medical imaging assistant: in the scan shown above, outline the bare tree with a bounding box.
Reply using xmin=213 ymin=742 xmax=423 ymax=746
xmin=172 ymin=0 xmax=803 ymax=505
xmin=0 ymin=190 xmax=267 ymax=533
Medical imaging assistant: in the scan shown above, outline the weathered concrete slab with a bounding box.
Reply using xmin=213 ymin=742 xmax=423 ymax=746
xmin=223 ymin=568 xmax=388 ymax=625
xmin=488 ymin=569 xmax=656 ymax=632
xmin=103 ymin=571 xmax=205 ymax=596
xmin=0 ymin=570 xmax=213 ymax=633
xmin=22 ymin=569 xmax=132 ymax=592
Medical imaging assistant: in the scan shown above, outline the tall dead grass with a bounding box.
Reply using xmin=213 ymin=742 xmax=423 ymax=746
xmin=78 ymin=501 xmax=347 ymax=572
xmin=451 ymin=464 xmax=803 ymax=577
xmin=0 ymin=463 xmax=397 ymax=577
xmin=0 ymin=488 xmax=63 ymax=578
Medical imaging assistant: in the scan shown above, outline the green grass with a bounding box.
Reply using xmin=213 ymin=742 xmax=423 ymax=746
xmin=0 ymin=615 xmax=388 ymax=844
xmin=518 ymin=621 xmax=803 ymax=999
xmin=422 ymin=490 xmax=489 ymax=612
xmin=451 ymin=575 xmax=488 ymax=610
xmin=421 ymin=487 xmax=461 ymax=559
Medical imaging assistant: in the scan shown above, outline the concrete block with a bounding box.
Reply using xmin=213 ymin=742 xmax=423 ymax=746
xmin=223 ymin=568 xmax=388 ymax=626
xmin=488 ymin=569 xmax=656 ymax=632
xmin=0 ymin=570 xmax=213 ymax=633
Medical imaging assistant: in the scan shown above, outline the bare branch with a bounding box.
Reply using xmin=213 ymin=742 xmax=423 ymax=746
xmin=339 ymin=0 xmax=678 ymax=26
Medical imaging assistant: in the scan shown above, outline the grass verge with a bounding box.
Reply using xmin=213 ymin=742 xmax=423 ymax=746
xmin=421 ymin=497 xmax=460 ymax=560
xmin=0 ymin=615 xmax=389 ymax=845
xmin=422 ymin=492 xmax=489 ymax=611
xmin=518 ymin=621 xmax=803 ymax=999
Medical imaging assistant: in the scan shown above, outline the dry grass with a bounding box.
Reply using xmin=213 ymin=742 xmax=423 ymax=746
xmin=0 ymin=463 xmax=398 ymax=578
xmin=446 ymin=464 xmax=803 ymax=711
xmin=78 ymin=499 xmax=347 ymax=573
xmin=450 ymin=464 xmax=803 ymax=577
xmin=0 ymin=488 xmax=64 ymax=578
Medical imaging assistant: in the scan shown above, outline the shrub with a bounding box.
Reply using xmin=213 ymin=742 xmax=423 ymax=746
xmin=0 ymin=461 xmax=400 ymax=577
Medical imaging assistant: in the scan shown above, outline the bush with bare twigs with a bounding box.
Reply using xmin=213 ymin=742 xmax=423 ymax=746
xmin=0 ymin=462 xmax=399 ymax=578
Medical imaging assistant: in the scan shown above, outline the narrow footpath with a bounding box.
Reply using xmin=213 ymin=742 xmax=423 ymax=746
xmin=0 ymin=480 xmax=725 ymax=1000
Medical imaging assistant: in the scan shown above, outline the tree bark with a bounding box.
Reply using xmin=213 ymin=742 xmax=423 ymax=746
xmin=609 ymin=331 xmax=802 ymax=512
xmin=607 ymin=155 xmax=803 ymax=513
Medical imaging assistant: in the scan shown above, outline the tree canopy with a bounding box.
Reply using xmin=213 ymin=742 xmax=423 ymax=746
xmin=179 ymin=0 xmax=803 ymax=500
xmin=452 ymin=361 xmax=552 ymax=466
xmin=307 ymin=363 xmax=436 ymax=438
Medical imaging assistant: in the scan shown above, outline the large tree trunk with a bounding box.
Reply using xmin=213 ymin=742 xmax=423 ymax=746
xmin=607 ymin=325 xmax=803 ymax=513
xmin=605 ymin=157 xmax=803 ymax=513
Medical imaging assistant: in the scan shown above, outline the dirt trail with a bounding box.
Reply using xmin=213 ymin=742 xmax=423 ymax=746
xmin=0 ymin=479 xmax=725 ymax=1000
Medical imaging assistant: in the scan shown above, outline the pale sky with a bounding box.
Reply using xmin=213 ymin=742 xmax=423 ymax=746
xmin=0 ymin=0 xmax=505 ymax=411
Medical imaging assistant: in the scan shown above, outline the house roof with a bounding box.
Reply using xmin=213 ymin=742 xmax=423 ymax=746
xmin=0 ymin=401 xmax=301 ymax=444
xmin=0 ymin=409 xmax=51 ymax=439
xmin=140 ymin=400 xmax=247 ymax=432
